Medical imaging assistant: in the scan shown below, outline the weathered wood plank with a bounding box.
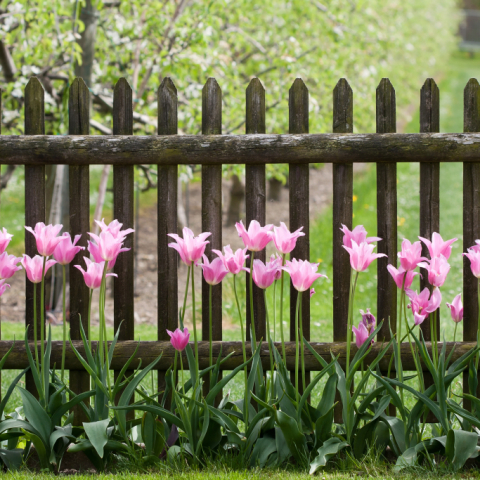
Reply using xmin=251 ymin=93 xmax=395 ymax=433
xmin=68 ymin=77 xmax=91 ymax=424
xmin=245 ymin=78 xmax=266 ymax=342
xmin=376 ymin=79 xmax=397 ymax=341
xmin=0 ymin=340 xmax=474 ymax=372
xmin=5 ymin=133 xmax=480 ymax=166
xmin=463 ymin=78 xmax=480 ymax=408
xmin=289 ymin=79 xmax=310 ymax=390
xmin=157 ymin=77 xmax=178 ymax=404
xmin=24 ymin=77 xmax=45 ymax=395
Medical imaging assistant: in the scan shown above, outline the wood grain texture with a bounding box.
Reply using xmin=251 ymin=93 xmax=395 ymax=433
xmin=68 ymin=78 xmax=91 ymax=423
xmin=5 ymin=133 xmax=480 ymax=165
xmin=157 ymin=77 xmax=178 ymax=404
xmin=0 ymin=339 xmax=474 ymax=372
xmin=24 ymin=77 xmax=45 ymax=395
xmin=463 ymin=78 xmax=480 ymax=407
xmin=245 ymin=78 xmax=266 ymax=341
xmin=332 ymin=78 xmax=353 ymax=343
xmin=376 ymin=79 xmax=397 ymax=341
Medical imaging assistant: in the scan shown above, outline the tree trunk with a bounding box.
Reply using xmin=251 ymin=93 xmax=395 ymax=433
xmin=226 ymin=174 xmax=244 ymax=226
xmin=268 ymin=177 xmax=283 ymax=201
xmin=74 ymin=0 xmax=98 ymax=87
xmin=0 ymin=40 xmax=16 ymax=82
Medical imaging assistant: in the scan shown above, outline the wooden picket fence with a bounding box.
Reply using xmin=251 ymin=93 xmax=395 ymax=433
xmin=0 ymin=75 xmax=480 ymax=408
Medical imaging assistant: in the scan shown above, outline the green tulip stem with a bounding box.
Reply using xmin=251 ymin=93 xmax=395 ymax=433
xmin=191 ymin=265 xmax=199 ymax=378
xmin=249 ymin=252 xmax=257 ymax=346
xmin=299 ymin=291 xmax=306 ymax=395
xmin=40 ymin=256 xmax=46 ymax=392
xmin=279 ymin=254 xmax=287 ymax=365
xmin=264 ymin=289 xmax=275 ymax=400
xmin=33 ymin=282 xmax=39 ymax=372
xmin=295 ymin=291 xmax=301 ymax=402
xmin=61 ymin=264 xmax=67 ymax=383
xmin=181 ymin=266 xmax=191 ymax=329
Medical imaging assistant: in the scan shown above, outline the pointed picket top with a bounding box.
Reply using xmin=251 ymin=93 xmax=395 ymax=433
xmin=69 ymin=77 xmax=90 ymax=135
xmin=202 ymin=77 xmax=222 ymax=135
xmin=246 ymin=77 xmax=265 ymax=134
xmin=420 ymin=78 xmax=439 ymax=134
xmin=376 ymin=78 xmax=396 ymax=133
xmin=333 ymin=78 xmax=353 ymax=134
xmin=464 ymin=78 xmax=480 ymax=133
xmin=113 ymin=77 xmax=133 ymax=135
xmin=289 ymin=78 xmax=309 ymax=134
xmin=158 ymin=77 xmax=178 ymax=135
xmin=25 ymin=76 xmax=45 ymax=135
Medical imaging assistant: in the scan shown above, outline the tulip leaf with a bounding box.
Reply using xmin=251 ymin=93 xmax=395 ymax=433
xmin=17 ymin=387 xmax=51 ymax=445
xmin=314 ymin=405 xmax=335 ymax=450
xmin=445 ymin=429 xmax=479 ymax=471
xmin=0 ymin=368 xmax=28 ymax=417
xmin=250 ymin=436 xmax=277 ymax=468
xmin=0 ymin=448 xmax=23 ymax=471
xmin=50 ymin=389 xmax=96 ymax=427
xmin=195 ymin=400 xmax=210 ymax=456
xmin=83 ymin=419 xmax=110 ymax=458
xmin=24 ymin=328 xmax=43 ymax=399
xmin=275 ymin=410 xmax=308 ymax=467
xmin=309 ymin=437 xmax=348 ymax=474
xmin=112 ymin=341 xmax=141 ymax=397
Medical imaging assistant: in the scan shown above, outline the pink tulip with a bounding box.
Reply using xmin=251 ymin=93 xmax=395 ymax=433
xmin=198 ymin=255 xmax=229 ymax=286
xmin=0 ymin=279 xmax=10 ymax=296
xmin=360 ymin=308 xmax=376 ymax=334
xmin=168 ymin=227 xmax=211 ymax=266
xmin=340 ymin=224 xmax=381 ymax=249
xmin=352 ymin=322 xmax=370 ymax=348
xmin=25 ymin=222 xmax=67 ymax=257
xmin=167 ymin=327 xmax=190 ymax=352
xmin=21 ymin=254 xmax=57 ymax=284
xmin=95 ymin=218 xmax=135 ymax=240
xmin=53 ymin=233 xmax=85 ymax=265
xmin=463 ymin=248 xmax=480 ymax=278
xmin=235 ymin=220 xmax=273 ymax=252
xmin=471 ymin=240 xmax=480 ymax=253
xmin=406 ymin=287 xmax=442 ymax=325
xmin=88 ymin=240 xmax=119 ymax=270
xmin=398 ymin=239 xmax=427 ymax=272
xmin=310 ymin=288 xmax=315 ymax=298
xmin=343 ymin=240 xmax=386 ymax=272
xmin=88 ymin=230 xmax=128 ymax=263
xmin=250 ymin=259 xmax=277 ymax=289
xmin=212 ymin=245 xmax=249 ymax=275
xmin=272 ymin=222 xmax=305 ymax=254
xmin=418 ymin=232 xmax=457 ymax=260
xmin=387 ymin=264 xmax=420 ymax=290
xmin=282 ymin=258 xmax=327 ymax=292
xmin=74 ymin=258 xmax=117 ymax=290
xmin=269 ymin=254 xmax=283 ymax=280
xmin=0 ymin=253 xmax=22 ymax=280
xmin=0 ymin=228 xmax=13 ymax=254
xmin=446 ymin=294 xmax=463 ymax=323
xmin=417 ymin=255 xmax=450 ymax=288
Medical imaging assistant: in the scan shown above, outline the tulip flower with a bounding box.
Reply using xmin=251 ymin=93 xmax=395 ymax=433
xmin=0 ymin=279 xmax=10 ymax=297
xmin=463 ymin=248 xmax=480 ymax=278
xmin=53 ymin=233 xmax=85 ymax=265
xmin=417 ymin=255 xmax=450 ymax=288
xmin=310 ymin=288 xmax=315 ymax=298
xmin=235 ymin=220 xmax=273 ymax=252
xmin=398 ymin=239 xmax=427 ymax=271
xmin=25 ymin=222 xmax=67 ymax=257
xmin=406 ymin=287 xmax=442 ymax=325
xmin=251 ymin=259 xmax=277 ymax=289
xmin=21 ymin=254 xmax=57 ymax=283
xmin=199 ymin=255 xmax=229 ymax=286
xmin=419 ymin=232 xmax=457 ymax=260
xmin=168 ymin=227 xmax=211 ymax=266
xmin=88 ymin=230 xmax=128 ymax=263
xmin=343 ymin=240 xmax=386 ymax=273
xmin=352 ymin=322 xmax=370 ymax=348
xmin=88 ymin=240 xmax=119 ymax=270
xmin=272 ymin=222 xmax=305 ymax=254
xmin=269 ymin=254 xmax=283 ymax=280
xmin=167 ymin=327 xmax=190 ymax=352
xmin=74 ymin=258 xmax=117 ymax=290
xmin=387 ymin=264 xmax=420 ymax=290
xmin=95 ymin=218 xmax=135 ymax=240
xmin=340 ymin=224 xmax=381 ymax=249
xmin=0 ymin=228 xmax=13 ymax=254
xmin=446 ymin=294 xmax=463 ymax=324
xmin=212 ymin=245 xmax=249 ymax=274
xmin=0 ymin=252 xmax=22 ymax=280
xmin=283 ymin=258 xmax=327 ymax=292
xmin=360 ymin=308 xmax=376 ymax=335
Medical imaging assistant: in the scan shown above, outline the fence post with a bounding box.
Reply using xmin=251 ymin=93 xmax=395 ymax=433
xmin=463 ymin=78 xmax=480 ymax=409
xmin=68 ymin=78 xmax=91 ymax=424
xmin=157 ymin=77 xmax=178 ymax=405
xmin=202 ymin=78 xmax=222 ymax=399
xmin=289 ymin=78 xmax=310 ymax=390
xmin=246 ymin=78 xmax=266 ymax=342
xmin=24 ymin=77 xmax=45 ymax=396
xmin=332 ymin=78 xmax=353 ymax=422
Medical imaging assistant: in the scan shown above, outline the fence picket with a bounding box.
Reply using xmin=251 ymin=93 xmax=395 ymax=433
xmin=289 ymin=78 xmax=310 ymax=390
xmin=68 ymin=78 xmax=91 ymax=423
xmin=245 ymin=78 xmax=266 ymax=342
xmin=463 ymin=78 xmax=480 ymax=407
xmin=157 ymin=77 xmax=178 ymax=404
xmin=24 ymin=77 xmax=45 ymax=396
xmin=376 ymin=78 xmax=397 ymax=342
